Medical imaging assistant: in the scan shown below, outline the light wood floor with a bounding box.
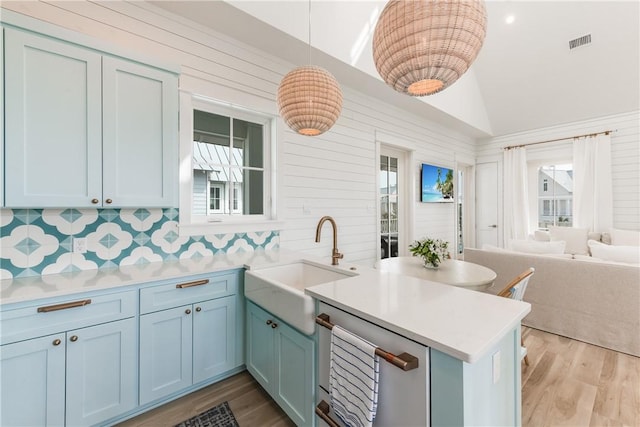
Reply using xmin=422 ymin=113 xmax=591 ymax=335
xmin=118 ymin=327 xmax=639 ymax=427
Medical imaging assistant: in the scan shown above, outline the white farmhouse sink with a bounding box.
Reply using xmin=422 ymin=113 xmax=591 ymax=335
xmin=245 ymin=260 xmax=357 ymax=335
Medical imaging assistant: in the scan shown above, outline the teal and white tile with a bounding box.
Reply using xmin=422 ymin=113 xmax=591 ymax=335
xmin=180 ymin=241 xmax=214 ymax=259
xmin=86 ymin=223 xmax=134 ymax=261
xmin=151 ymin=221 xmax=188 ymax=254
xmin=0 ymin=225 xmax=59 ymax=269
xmin=204 ymin=233 xmax=235 ymax=250
xmin=0 ymin=208 xmax=279 ymax=278
xmin=120 ymin=247 xmax=163 ymax=266
xmin=42 ymin=208 xmax=99 ymax=235
xmin=119 ymin=208 xmax=163 ymax=232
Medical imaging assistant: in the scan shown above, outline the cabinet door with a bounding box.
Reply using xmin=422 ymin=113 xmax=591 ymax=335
xmin=4 ymin=28 xmax=102 ymax=207
xmin=193 ymin=296 xmax=237 ymax=384
xmin=102 ymin=57 xmax=178 ymax=207
xmin=246 ymin=302 xmax=274 ymax=392
xmin=274 ymin=322 xmax=315 ymax=427
xmin=1 ymin=27 xmax=4 ymax=206
xmin=140 ymin=305 xmax=193 ymax=404
xmin=0 ymin=334 xmax=66 ymax=427
xmin=65 ymin=317 xmax=137 ymax=426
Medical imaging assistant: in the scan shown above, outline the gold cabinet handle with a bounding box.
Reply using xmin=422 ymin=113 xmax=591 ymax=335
xmin=105 ymin=198 xmax=113 ymax=204
xmin=70 ymin=335 xmax=78 ymax=342
xmin=52 ymin=339 xmax=62 ymax=346
xmin=271 ymin=323 xmax=278 ymax=329
xmin=195 ymin=307 xmax=202 ymax=312
xmin=185 ymin=309 xmax=191 ymax=315
xmin=266 ymin=319 xmax=273 ymax=325
xmin=91 ymin=198 xmax=99 ymax=204
xmin=176 ymin=279 xmax=209 ymax=289
xmin=38 ymin=299 xmax=92 ymax=313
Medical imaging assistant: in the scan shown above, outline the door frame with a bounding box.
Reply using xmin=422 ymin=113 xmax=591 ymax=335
xmin=376 ymin=134 xmax=415 ymax=260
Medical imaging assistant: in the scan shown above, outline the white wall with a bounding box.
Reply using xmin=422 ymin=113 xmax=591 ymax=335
xmin=2 ymin=1 xmax=476 ymax=267
xmin=477 ymin=110 xmax=640 ymax=236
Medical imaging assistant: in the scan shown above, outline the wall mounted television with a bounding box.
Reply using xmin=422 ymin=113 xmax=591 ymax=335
xmin=421 ymin=163 xmax=454 ymax=202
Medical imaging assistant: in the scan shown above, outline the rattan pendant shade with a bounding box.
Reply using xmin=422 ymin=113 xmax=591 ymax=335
xmin=373 ymin=0 xmax=487 ymax=96
xmin=277 ymin=65 xmax=343 ymax=136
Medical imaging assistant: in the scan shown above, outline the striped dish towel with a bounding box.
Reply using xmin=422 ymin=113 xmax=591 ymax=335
xmin=329 ymin=325 xmax=380 ymax=427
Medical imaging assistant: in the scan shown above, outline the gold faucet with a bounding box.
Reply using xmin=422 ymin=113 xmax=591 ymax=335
xmin=315 ymin=216 xmax=344 ymax=265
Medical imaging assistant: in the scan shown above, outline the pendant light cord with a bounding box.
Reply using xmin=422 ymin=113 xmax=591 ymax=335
xmin=308 ymin=0 xmax=311 ymax=64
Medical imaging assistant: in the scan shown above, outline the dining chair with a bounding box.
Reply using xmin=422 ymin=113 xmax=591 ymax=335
xmin=497 ymin=267 xmax=535 ymax=366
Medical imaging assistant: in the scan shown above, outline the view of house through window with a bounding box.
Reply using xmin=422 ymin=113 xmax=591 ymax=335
xmin=538 ymin=164 xmax=573 ymax=228
xmin=380 ymin=155 xmax=399 ymax=259
xmin=192 ymin=109 xmax=265 ymax=217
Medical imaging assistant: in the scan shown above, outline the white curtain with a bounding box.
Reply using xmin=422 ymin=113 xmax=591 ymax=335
xmin=503 ymin=147 xmax=530 ymax=241
xmin=573 ymin=133 xmax=613 ymax=232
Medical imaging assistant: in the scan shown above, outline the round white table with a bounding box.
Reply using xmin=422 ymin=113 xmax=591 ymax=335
xmin=376 ymin=257 xmax=497 ymax=291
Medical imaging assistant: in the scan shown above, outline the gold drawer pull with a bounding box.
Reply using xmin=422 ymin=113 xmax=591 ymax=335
xmin=316 ymin=400 xmax=340 ymax=427
xmin=37 ymin=299 xmax=92 ymax=313
xmin=176 ymin=279 xmax=209 ymax=289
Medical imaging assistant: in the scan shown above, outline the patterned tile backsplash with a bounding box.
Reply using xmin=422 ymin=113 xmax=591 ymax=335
xmin=0 ymin=208 xmax=279 ymax=279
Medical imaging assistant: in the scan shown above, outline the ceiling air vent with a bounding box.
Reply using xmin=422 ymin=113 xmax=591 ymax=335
xmin=569 ymin=34 xmax=592 ymax=50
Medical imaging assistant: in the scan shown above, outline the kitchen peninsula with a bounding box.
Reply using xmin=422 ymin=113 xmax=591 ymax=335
xmin=306 ymin=266 xmax=530 ymax=427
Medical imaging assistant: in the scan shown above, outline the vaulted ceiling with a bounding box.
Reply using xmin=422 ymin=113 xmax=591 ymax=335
xmin=152 ymin=1 xmax=640 ymax=139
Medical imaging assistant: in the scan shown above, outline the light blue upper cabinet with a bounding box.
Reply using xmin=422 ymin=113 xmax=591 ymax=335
xmin=4 ymin=28 xmax=102 ymax=207
xmin=3 ymin=27 xmax=178 ymax=208
xmin=102 ymin=57 xmax=178 ymax=208
xmin=1 ymin=27 xmax=5 ymax=207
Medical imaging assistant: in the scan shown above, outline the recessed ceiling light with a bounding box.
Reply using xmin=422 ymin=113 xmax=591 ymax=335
xmin=505 ymin=15 xmax=515 ymax=24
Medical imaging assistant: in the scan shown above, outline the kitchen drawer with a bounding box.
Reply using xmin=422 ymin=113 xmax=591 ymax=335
xmin=140 ymin=271 xmax=239 ymax=314
xmin=0 ymin=290 xmax=136 ymax=345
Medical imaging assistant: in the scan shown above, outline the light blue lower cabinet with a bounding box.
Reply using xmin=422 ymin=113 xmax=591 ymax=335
xmin=193 ymin=296 xmax=237 ymax=384
xmin=140 ymin=305 xmax=194 ymax=404
xmin=0 ymin=318 xmax=136 ymax=427
xmin=140 ymin=295 xmax=237 ymax=405
xmin=246 ymin=301 xmax=315 ymax=426
xmin=1 ymin=333 xmax=66 ymax=427
xmin=66 ymin=318 xmax=137 ymax=426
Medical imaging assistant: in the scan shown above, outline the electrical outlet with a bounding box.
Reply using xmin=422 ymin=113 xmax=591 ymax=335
xmin=492 ymin=350 xmax=501 ymax=384
xmin=73 ymin=237 xmax=87 ymax=254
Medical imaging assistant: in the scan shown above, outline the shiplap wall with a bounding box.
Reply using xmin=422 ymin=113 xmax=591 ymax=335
xmin=477 ymin=110 xmax=640 ymax=232
xmin=2 ymin=1 xmax=476 ymax=267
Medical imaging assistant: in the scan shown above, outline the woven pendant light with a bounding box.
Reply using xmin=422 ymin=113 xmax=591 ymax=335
xmin=277 ymin=65 xmax=343 ymax=136
xmin=373 ymin=0 xmax=487 ymax=96
xmin=277 ymin=0 xmax=342 ymax=136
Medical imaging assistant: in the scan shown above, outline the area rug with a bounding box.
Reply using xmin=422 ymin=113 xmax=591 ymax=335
xmin=174 ymin=401 xmax=239 ymax=427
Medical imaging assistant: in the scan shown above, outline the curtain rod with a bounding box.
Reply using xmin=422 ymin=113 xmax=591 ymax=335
xmin=503 ymin=129 xmax=615 ymax=150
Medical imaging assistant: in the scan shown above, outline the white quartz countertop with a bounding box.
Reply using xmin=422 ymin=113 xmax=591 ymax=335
xmin=305 ymin=268 xmax=531 ymax=363
xmin=2 ymin=250 xmax=530 ymax=363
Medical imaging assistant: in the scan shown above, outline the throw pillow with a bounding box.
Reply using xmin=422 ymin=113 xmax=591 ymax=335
xmin=509 ymin=239 xmax=566 ymax=254
xmin=588 ymin=240 xmax=640 ymax=265
xmin=533 ymin=230 xmax=551 ymax=241
xmin=587 ymin=232 xmax=602 ymax=242
xmin=610 ymin=228 xmax=640 ymax=246
xmin=548 ymin=226 xmax=589 ymax=255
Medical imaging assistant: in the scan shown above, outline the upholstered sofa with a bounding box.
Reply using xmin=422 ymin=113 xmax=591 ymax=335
xmin=464 ymin=247 xmax=640 ymax=357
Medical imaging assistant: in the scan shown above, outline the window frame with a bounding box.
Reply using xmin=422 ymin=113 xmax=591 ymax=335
xmin=178 ymin=93 xmax=282 ymax=236
xmin=529 ymin=161 xmax=574 ymax=229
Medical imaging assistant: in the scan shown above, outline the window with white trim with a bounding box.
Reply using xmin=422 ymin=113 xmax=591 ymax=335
xmin=537 ymin=164 xmax=573 ymax=228
xmin=180 ymin=95 xmax=276 ymax=234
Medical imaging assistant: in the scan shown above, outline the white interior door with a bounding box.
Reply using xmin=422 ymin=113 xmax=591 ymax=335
xmin=476 ymin=162 xmax=499 ymax=247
